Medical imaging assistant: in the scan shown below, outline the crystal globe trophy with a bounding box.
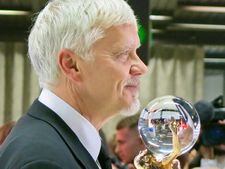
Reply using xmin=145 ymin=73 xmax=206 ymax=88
xmin=134 ymin=96 xmax=200 ymax=169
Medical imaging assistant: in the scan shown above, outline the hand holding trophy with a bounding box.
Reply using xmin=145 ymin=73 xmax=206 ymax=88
xmin=134 ymin=96 xmax=201 ymax=169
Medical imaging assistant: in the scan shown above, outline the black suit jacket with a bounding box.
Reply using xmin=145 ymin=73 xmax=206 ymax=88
xmin=0 ymin=99 xmax=111 ymax=169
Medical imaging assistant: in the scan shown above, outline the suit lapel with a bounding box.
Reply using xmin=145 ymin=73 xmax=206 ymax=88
xmin=98 ymin=143 xmax=112 ymax=169
xmin=27 ymin=99 xmax=99 ymax=169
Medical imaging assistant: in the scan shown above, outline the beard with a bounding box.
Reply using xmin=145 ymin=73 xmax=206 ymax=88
xmin=119 ymin=98 xmax=140 ymax=116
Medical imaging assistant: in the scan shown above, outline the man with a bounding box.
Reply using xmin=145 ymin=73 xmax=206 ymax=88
xmin=115 ymin=115 xmax=145 ymax=166
xmin=0 ymin=0 xmax=147 ymax=168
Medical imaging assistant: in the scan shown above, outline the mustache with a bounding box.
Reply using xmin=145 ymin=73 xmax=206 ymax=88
xmin=124 ymin=78 xmax=140 ymax=86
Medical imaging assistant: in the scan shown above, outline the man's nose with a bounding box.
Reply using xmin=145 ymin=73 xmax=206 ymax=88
xmin=115 ymin=144 xmax=120 ymax=154
xmin=130 ymin=55 xmax=148 ymax=76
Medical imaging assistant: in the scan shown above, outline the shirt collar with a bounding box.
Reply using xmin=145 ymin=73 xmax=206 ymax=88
xmin=38 ymin=88 xmax=101 ymax=161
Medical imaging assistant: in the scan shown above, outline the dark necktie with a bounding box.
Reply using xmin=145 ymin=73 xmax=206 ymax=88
xmin=98 ymin=143 xmax=112 ymax=169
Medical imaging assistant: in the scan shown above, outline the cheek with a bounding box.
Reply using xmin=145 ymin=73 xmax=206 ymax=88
xmin=109 ymin=74 xmax=127 ymax=95
xmin=125 ymin=140 xmax=134 ymax=149
xmin=97 ymin=65 xmax=130 ymax=98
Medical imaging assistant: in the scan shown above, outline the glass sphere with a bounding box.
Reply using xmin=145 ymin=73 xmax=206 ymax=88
xmin=138 ymin=95 xmax=200 ymax=162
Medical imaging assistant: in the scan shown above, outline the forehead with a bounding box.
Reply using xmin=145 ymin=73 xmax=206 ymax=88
xmin=116 ymin=127 xmax=138 ymax=138
xmin=92 ymin=24 xmax=139 ymax=54
xmin=116 ymin=128 xmax=130 ymax=139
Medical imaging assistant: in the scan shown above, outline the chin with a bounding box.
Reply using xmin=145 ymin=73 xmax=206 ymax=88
xmin=119 ymin=98 xmax=140 ymax=116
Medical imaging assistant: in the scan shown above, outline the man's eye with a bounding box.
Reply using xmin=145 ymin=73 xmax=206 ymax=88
xmin=116 ymin=51 xmax=129 ymax=63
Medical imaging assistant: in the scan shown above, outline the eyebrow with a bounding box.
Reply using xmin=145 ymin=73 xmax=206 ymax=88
xmin=112 ymin=42 xmax=140 ymax=54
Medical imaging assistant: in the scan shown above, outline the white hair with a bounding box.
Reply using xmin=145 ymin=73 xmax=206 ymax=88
xmin=120 ymin=98 xmax=140 ymax=117
xmin=28 ymin=0 xmax=137 ymax=88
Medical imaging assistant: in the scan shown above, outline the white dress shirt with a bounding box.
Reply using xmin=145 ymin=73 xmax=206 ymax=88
xmin=38 ymin=88 xmax=101 ymax=164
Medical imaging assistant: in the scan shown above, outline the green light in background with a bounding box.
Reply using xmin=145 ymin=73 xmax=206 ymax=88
xmin=138 ymin=23 xmax=146 ymax=45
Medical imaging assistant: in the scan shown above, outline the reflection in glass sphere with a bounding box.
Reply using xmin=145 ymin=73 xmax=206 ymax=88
xmin=138 ymin=95 xmax=200 ymax=162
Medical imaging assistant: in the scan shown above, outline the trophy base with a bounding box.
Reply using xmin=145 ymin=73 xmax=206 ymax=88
xmin=134 ymin=150 xmax=180 ymax=169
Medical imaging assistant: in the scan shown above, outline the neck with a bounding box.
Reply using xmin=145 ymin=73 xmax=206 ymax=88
xmin=48 ymin=84 xmax=114 ymax=130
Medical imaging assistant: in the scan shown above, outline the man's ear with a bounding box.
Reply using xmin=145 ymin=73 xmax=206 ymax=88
xmin=57 ymin=48 xmax=81 ymax=82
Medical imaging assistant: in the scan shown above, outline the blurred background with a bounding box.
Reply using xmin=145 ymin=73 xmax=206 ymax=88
xmin=0 ymin=0 xmax=224 ymax=142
